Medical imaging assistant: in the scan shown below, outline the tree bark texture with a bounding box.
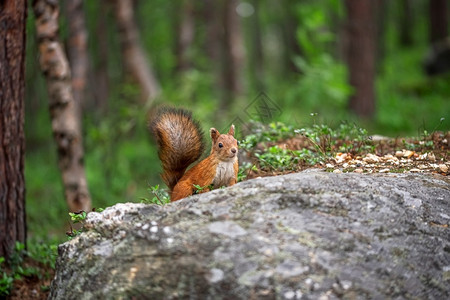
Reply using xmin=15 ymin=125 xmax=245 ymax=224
xmin=112 ymin=0 xmax=161 ymax=103
xmin=0 ymin=0 xmax=27 ymax=259
xmin=175 ymin=0 xmax=195 ymax=73
xmin=65 ymin=0 xmax=89 ymax=112
xmin=33 ymin=0 xmax=91 ymax=213
xmin=345 ymin=0 xmax=376 ymax=118
xmin=429 ymin=0 xmax=448 ymax=43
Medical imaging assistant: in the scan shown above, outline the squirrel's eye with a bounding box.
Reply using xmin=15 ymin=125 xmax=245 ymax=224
xmin=218 ymin=143 xmax=223 ymax=148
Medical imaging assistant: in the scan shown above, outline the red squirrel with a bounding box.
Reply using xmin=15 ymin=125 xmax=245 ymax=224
xmin=150 ymin=107 xmax=238 ymax=201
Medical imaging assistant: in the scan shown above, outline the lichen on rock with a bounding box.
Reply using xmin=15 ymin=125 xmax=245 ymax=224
xmin=49 ymin=170 xmax=450 ymax=299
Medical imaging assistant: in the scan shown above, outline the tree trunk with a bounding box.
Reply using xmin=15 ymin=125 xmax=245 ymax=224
xmin=281 ymin=0 xmax=302 ymax=75
xmin=222 ymin=0 xmax=245 ymax=109
xmin=204 ymin=0 xmax=220 ymax=64
xmin=399 ymin=0 xmax=414 ymax=46
xmin=249 ymin=0 xmax=264 ymax=91
xmin=65 ymin=0 xmax=88 ymax=112
xmin=375 ymin=0 xmax=387 ymax=71
xmin=92 ymin=0 xmax=110 ymax=114
xmin=0 ymin=0 xmax=27 ymax=259
xmin=174 ymin=0 xmax=195 ymax=73
xmin=345 ymin=0 xmax=376 ymax=118
xmin=33 ymin=0 xmax=91 ymax=213
xmin=111 ymin=0 xmax=161 ymax=104
xmin=429 ymin=0 xmax=448 ymax=43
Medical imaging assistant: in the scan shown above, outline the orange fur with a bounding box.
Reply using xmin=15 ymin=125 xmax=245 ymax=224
xmin=150 ymin=107 xmax=238 ymax=202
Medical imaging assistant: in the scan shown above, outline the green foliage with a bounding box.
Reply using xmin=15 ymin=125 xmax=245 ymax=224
xmin=140 ymin=185 xmax=170 ymax=205
xmin=287 ymin=54 xmax=353 ymax=116
xmin=193 ymin=184 xmax=214 ymax=193
xmin=23 ymin=0 xmax=450 ymax=244
xmin=243 ymin=120 xmax=374 ymax=173
xmin=69 ymin=211 xmax=87 ymax=224
xmin=0 ymin=240 xmax=58 ymax=296
xmin=66 ymin=208 xmax=103 ymax=240
xmin=255 ymin=146 xmax=302 ymax=171
xmin=239 ymin=122 xmax=297 ymax=151
xmin=0 ymin=256 xmax=13 ymax=296
xmin=27 ymin=242 xmax=58 ymax=270
xmin=296 ymin=121 xmax=374 ymax=155
xmin=0 ymin=272 xmax=14 ymax=296
xmin=237 ymin=162 xmax=257 ymax=182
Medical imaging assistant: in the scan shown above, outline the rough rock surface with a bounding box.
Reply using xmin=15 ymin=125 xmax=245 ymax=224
xmin=49 ymin=170 xmax=450 ymax=299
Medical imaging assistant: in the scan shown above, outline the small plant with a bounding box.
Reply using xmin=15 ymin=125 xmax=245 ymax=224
xmin=69 ymin=211 xmax=87 ymax=223
xmin=28 ymin=241 xmax=58 ymax=270
xmin=0 ymin=256 xmax=14 ymax=296
xmin=240 ymin=120 xmax=376 ymax=175
xmin=296 ymin=121 xmax=374 ymax=156
xmin=0 ymin=271 xmax=14 ymax=296
xmin=66 ymin=210 xmax=89 ymax=240
xmin=193 ymin=184 xmax=214 ymax=194
xmin=255 ymin=146 xmax=300 ymax=171
xmin=0 ymin=240 xmax=59 ymax=297
xmin=140 ymin=184 xmax=170 ymax=205
xmin=239 ymin=121 xmax=297 ymax=151
xmin=238 ymin=162 xmax=257 ymax=181
xmin=295 ymin=124 xmax=333 ymax=156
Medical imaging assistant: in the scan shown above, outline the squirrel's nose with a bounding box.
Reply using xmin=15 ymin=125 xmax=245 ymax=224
xmin=231 ymin=148 xmax=237 ymax=154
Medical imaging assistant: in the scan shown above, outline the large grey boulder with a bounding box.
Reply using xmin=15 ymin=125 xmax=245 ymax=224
xmin=49 ymin=170 xmax=450 ymax=299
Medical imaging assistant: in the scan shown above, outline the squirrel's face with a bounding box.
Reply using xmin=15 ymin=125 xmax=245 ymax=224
xmin=210 ymin=125 xmax=238 ymax=161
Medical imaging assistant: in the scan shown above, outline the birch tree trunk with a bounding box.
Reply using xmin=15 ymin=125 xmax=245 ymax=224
xmin=33 ymin=0 xmax=91 ymax=213
xmin=0 ymin=0 xmax=27 ymax=259
xmin=112 ymin=0 xmax=161 ymax=104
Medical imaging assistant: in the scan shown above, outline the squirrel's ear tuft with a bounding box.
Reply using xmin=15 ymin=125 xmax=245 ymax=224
xmin=210 ymin=128 xmax=219 ymax=142
xmin=228 ymin=124 xmax=235 ymax=136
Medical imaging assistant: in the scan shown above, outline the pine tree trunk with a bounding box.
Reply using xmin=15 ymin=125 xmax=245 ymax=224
xmin=112 ymin=0 xmax=161 ymax=104
xmin=33 ymin=0 xmax=92 ymax=213
xmin=345 ymin=0 xmax=376 ymax=118
xmin=429 ymin=0 xmax=448 ymax=43
xmin=0 ymin=0 xmax=27 ymax=259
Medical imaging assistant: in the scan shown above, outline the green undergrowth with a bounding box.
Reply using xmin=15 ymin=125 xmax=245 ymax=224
xmin=0 ymin=240 xmax=58 ymax=297
xmin=238 ymin=120 xmax=375 ymax=177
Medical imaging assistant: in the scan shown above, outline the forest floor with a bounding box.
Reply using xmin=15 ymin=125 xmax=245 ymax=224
xmin=245 ymin=131 xmax=450 ymax=179
xmin=6 ymin=132 xmax=449 ymax=299
xmin=7 ymin=258 xmax=53 ymax=299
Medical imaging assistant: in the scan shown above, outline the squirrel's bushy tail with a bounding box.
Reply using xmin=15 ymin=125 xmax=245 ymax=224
xmin=149 ymin=107 xmax=205 ymax=190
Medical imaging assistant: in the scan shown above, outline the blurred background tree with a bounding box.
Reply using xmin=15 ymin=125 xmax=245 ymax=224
xmin=23 ymin=0 xmax=449 ymax=239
